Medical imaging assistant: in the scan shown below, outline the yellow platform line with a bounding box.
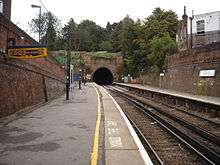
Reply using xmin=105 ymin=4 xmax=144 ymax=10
xmin=91 ymin=85 xmax=101 ymax=165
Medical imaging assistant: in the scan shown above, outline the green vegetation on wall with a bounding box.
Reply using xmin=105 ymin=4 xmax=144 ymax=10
xmin=53 ymin=53 xmax=66 ymax=66
xmin=91 ymin=51 xmax=116 ymax=59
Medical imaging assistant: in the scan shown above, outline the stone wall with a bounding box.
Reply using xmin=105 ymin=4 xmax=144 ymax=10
xmin=163 ymin=42 xmax=220 ymax=97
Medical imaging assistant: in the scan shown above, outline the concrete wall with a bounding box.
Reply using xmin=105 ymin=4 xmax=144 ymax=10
xmin=163 ymin=42 xmax=220 ymax=97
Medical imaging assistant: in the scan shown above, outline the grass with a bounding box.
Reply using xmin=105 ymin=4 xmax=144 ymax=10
xmin=53 ymin=51 xmax=117 ymax=65
xmin=91 ymin=51 xmax=116 ymax=59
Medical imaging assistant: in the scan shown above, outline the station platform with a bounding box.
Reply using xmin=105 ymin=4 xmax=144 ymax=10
xmin=0 ymin=83 xmax=151 ymax=165
xmin=115 ymin=83 xmax=220 ymax=106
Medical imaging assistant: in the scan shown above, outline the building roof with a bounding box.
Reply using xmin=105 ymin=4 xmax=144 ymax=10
xmin=193 ymin=11 xmax=220 ymax=18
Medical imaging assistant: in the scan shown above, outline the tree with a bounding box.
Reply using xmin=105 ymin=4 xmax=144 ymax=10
xmin=29 ymin=12 xmax=61 ymax=50
xmin=77 ymin=20 xmax=106 ymax=51
xmin=43 ymin=12 xmax=57 ymax=50
xmin=107 ymin=22 xmax=123 ymax=52
xmin=62 ymin=18 xmax=78 ymax=50
xmin=62 ymin=19 xmax=107 ymax=51
xmin=119 ymin=9 xmax=179 ymax=77
xmin=28 ymin=7 xmax=179 ymax=78
xmin=147 ymin=33 xmax=177 ymax=71
xmin=120 ymin=16 xmax=149 ymax=76
xmin=145 ymin=8 xmax=179 ymax=39
xmin=99 ymin=41 xmax=112 ymax=51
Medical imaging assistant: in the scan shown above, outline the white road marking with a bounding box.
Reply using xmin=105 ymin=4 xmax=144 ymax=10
xmin=106 ymin=120 xmax=122 ymax=147
xmin=102 ymin=86 xmax=154 ymax=165
xmin=107 ymin=128 xmax=120 ymax=135
xmin=106 ymin=120 xmax=117 ymax=127
xmin=109 ymin=137 xmax=123 ymax=148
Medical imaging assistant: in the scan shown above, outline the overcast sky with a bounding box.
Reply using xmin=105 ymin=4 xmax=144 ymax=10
xmin=11 ymin=0 xmax=220 ymax=39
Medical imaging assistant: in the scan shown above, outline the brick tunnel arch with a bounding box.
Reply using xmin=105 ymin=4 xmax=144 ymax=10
xmin=92 ymin=67 xmax=113 ymax=85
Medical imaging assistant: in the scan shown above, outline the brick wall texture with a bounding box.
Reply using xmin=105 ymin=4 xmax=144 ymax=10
xmin=51 ymin=51 xmax=124 ymax=81
xmin=0 ymin=54 xmax=66 ymax=118
xmin=2 ymin=0 xmax=11 ymax=20
xmin=164 ymin=42 xmax=220 ymax=97
xmin=0 ymin=14 xmax=66 ymax=118
xmin=0 ymin=13 xmax=38 ymax=52
xmin=80 ymin=52 xmax=124 ymax=80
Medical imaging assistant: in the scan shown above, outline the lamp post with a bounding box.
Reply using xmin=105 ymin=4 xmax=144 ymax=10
xmin=31 ymin=4 xmax=41 ymax=44
xmin=66 ymin=50 xmax=71 ymax=100
xmin=79 ymin=69 xmax=82 ymax=90
xmin=189 ymin=10 xmax=194 ymax=49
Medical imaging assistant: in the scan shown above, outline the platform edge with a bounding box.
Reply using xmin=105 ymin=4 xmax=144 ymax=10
xmin=100 ymin=86 xmax=153 ymax=165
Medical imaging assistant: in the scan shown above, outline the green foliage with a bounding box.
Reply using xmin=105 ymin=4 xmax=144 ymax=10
xmin=29 ymin=12 xmax=61 ymax=50
xmin=53 ymin=53 xmax=66 ymax=66
xmin=70 ymin=53 xmax=85 ymax=67
xmin=145 ymin=8 xmax=179 ymax=39
xmin=62 ymin=18 xmax=77 ymax=50
xmin=44 ymin=12 xmax=57 ymax=50
xmin=124 ymin=57 xmax=137 ymax=76
xmin=28 ymin=7 xmax=179 ymax=78
xmin=120 ymin=16 xmax=149 ymax=77
xmin=62 ymin=19 xmax=107 ymax=51
xmin=99 ymin=41 xmax=113 ymax=51
xmin=91 ymin=51 xmax=116 ymax=59
xmin=106 ymin=22 xmax=123 ymax=52
xmin=120 ymin=8 xmax=178 ymax=76
xmin=148 ymin=33 xmax=177 ymax=71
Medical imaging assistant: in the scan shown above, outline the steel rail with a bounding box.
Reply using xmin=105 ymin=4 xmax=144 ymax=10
xmin=124 ymin=111 xmax=164 ymax=165
xmin=113 ymin=86 xmax=220 ymax=147
xmin=108 ymin=86 xmax=220 ymax=165
xmin=134 ymin=91 xmax=220 ymax=127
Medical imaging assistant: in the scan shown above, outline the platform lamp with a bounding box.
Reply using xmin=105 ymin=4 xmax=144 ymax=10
xmin=189 ymin=10 xmax=194 ymax=49
xmin=31 ymin=4 xmax=41 ymax=44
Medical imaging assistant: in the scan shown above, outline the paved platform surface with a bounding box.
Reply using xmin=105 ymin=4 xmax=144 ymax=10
xmin=97 ymin=86 xmax=150 ymax=165
xmin=0 ymin=83 xmax=149 ymax=165
xmin=0 ymin=84 xmax=97 ymax=165
xmin=115 ymin=83 xmax=220 ymax=106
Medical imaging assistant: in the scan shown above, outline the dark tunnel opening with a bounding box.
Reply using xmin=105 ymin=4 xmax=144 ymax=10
xmin=92 ymin=67 xmax=113 ymax=85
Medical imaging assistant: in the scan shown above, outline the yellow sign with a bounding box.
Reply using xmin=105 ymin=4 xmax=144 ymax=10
xmin=8 ymin=47 xmax=48 ymax=59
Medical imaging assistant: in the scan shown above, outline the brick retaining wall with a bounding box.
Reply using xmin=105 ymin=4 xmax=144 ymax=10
xmin=0 ymin=13 xmax=66 ymax=118
xmin=0 ymin=54 xmax=66 ymax=118
xmin=164 ymin=42 xmax=220 ymax=97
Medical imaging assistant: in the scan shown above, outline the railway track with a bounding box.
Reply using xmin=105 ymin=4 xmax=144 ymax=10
xmin=126 ymin=87 xmax=220 ymax=137
xmin=105 ymin=85 xmax=220 ymax=165
xmin=112 ymin=85 xmax=220 ymax=149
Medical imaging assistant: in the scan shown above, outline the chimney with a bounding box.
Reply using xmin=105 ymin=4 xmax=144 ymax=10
xmin=2 ymin=0 xmax=11 ymax=20
xmin=182 ymin=6 xmax=188 ymax=19
xmin=177 ymin=6 xmax=189 ymax=50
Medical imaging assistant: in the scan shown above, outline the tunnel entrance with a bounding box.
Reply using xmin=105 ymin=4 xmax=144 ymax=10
xmin=92 ymin=67 xmax=113 ymax=85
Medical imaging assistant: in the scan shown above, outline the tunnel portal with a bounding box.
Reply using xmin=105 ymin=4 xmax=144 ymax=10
xmin=92 ymin=67 xmax=113 ymax=85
